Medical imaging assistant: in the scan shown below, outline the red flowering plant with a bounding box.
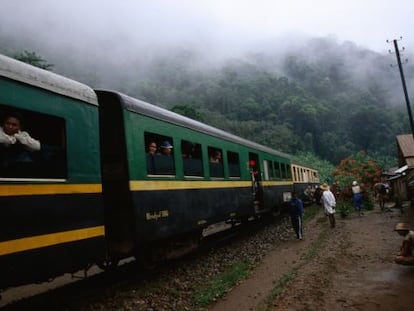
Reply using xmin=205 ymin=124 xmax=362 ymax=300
xmin=332 ymin=151 xmax=382 ymax=209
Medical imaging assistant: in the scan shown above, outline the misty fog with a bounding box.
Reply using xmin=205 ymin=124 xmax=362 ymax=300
xmin=1 ymin=0 xmax=414 ymax=166
xmin=1 ymin=1 xmax=412 ymax=107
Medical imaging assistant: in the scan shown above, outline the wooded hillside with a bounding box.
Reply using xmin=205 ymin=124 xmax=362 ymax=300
xmin=2 ymin=37 xmax=413 ymax=170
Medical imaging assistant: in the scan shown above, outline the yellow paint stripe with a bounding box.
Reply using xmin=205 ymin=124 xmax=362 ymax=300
xmin=0 ymin=226 xmax=105 ymax=256
xmin=130 ymin=180 xmax=293 ymax=191
xmin=0 ymin=180 xmax=292 ymax=196
xmin=0 ymin=184 xmax=102 ymax=197
xmin=130 ymin=180 xmax=250 ymax=191
xmin=262 ymin=180 xmax=293 ymax=186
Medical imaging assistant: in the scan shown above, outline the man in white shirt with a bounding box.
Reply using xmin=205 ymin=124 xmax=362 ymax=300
xmin=320 ymin=183 xmax=336 ymax=228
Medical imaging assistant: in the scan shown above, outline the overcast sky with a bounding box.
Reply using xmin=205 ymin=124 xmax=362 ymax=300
xmin=1 ymin=0 xmax=413 ymax=58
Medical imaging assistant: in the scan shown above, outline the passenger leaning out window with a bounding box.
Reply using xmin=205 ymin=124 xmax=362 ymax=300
xmin=0 ymin=111 xmax=41 ymax=151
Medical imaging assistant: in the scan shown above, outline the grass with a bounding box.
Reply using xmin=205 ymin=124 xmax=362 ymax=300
xmin=257 ymin=268 xmax=298 ymax=311
xmin=258 ymin=229 xmax=329 ymax=311
xmin=193 ymin=260 xmax=252 ymax=307
xmin=336 ymin=202 xmax=354 ymax=218
xmin=193 ymin=204 xmax=327 ymax=309
xmin=258 ymin=205 xmax=331 ymax=310
xmin=303 ymin=204 xmax=322 ymax=222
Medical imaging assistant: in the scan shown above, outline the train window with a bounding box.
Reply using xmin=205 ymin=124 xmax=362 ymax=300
xmin=227 ymin=151 xmax=240 ymax=178
xmin=286 ymin=164 xmax=292 ymax=178
xmin=281 ymin=163 xmax=287 ymax=179
xmin=0 ymin=105 xmax=67 ymax=180
xmin=208 ymin=146 xmax=223 ymax=178
xmin=267 ymin=160 xmax=275 ymax=179
xmin=292 ymin=166 xmax=297 ymax=182
xmin=181 ymin=140 xmax=203 ymax=177
xmin=274 ymin=161 xmax=281 ymax=179
xmin=263 ymin=160 xmax=270 ymax=180
xmin=144 ymin=132 xmax=175 ymax=176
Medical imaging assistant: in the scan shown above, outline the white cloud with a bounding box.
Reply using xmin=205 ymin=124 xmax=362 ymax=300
xmin=1 ymin=0 xmax=413 ymax=54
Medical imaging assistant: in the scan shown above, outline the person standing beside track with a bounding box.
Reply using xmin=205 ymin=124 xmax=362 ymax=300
xmin=351 ymin=180 xmax=364 ymax=216
xmin=320 ymin=183 xmax=336 ymax=228
xmin=289 ymin=191 xmax=304 ymax=240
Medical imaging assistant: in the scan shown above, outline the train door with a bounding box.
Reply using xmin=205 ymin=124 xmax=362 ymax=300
xmin=249 ymin=152 xmax=264 ymax=211
xmin=96 ymin=91 xmax=135 ymax=259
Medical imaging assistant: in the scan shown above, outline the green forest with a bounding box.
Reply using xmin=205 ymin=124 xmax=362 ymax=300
xmin=2 ymin=37 xmax=414 ymax=181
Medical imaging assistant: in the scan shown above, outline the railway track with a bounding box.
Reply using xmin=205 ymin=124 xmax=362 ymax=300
xmin=0 ymin=215 xmax=287 ymax=310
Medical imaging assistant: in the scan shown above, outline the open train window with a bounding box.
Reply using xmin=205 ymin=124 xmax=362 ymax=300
xmin=0 ymin=104 xmax=66 ymax=180
xmin=292 ymin=165 xmax=298 ymax=182
xmin=274 ymin=161 xmax=281 ymax=179
xmin=263 ymin=160 xmax=270 ymax=180
xmin=227 ymin=151 xmax=240 ymax=178
xmin=267 ymin=160 xmax=275 ymax=179
xmin=208 ymin=146 xmax=223 ymax=178
xmin=181 ymin=140 xmax=203 ymax=177
xmin=281 ymin=163 xmax=287 ymax=179
xmin=286 ymin=164 xmax=292 ymax=178
xmin=144 ymin=132 xmax=175 ymax=176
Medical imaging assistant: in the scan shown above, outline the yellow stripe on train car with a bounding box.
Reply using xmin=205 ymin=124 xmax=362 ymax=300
xmin=129 ymin=179 xmax=292 ymax=191
xmin=129 ymin=180 xmax=249 ymax=191
xmin=0 ymin=226 xmax=105 ymax=256
xmin=0 ymin=184 xmax=102 ymax=197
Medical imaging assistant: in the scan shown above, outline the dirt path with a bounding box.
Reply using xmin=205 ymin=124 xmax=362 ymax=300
xmin=209 ymin=202 xmax=414 ymax=311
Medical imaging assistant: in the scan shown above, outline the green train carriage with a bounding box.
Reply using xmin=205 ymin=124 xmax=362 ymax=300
xmin=0 ymin=54 xmax=106 ymax=289
xmin=0 ymin=53 xmax=312 ymax=291
xmin=96 ymin=90 xmax=294 ymax=261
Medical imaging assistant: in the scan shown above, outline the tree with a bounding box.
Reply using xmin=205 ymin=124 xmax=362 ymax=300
xmin=332 ymin=150 xmax=382 ymax=194
xmin=13 ymin=50 xmax=53 ymax=70
xmin=293 ymin=151 xmax=335 ymax=184
xmin=171 ymin=104 xmax=203 ymax=121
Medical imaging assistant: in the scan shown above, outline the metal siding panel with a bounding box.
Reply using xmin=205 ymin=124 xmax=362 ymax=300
xmin=0 ymin=237 xmax=105 ymax=289
xmin=132 ymin=186 xmax=254 ymax=242
xmin=0 ymin=193 xmax=104 ymax=242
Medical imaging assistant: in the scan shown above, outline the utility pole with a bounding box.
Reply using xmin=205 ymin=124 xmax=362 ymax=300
xmin=388 ymin=37 xmax=414 ymax=140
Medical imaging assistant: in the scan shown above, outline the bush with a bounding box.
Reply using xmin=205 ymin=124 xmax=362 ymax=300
xmin=336 ymin=203 xmax=353 ymax=218
xmin=363 ymin=192 xmax=374 ymax=211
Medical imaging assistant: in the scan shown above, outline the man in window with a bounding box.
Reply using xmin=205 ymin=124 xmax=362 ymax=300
xmin=209 ymin=150 xmax=221 ymax=163
xmin=0 ymin=111 xmax=41 ymax=175
xmin=0 ymin=112 xmax=40 ymax=151
xmin=158 ymin=140 xmax=173 ymax=156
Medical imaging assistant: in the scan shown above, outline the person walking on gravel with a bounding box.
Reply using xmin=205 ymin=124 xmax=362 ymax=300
xmin=289 ymin=191 xmax=304 ymax=240
xmin=320 ymin=183 xmax=336 ymax=228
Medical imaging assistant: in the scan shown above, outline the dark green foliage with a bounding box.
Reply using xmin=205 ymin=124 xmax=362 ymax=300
xmin=170 ymin=104 xmax=203 ymax=121
xmin=5 ymin=38 xmax=411 ymax=169
xmin=128 ymin=44 xmax=407 ymax=167
xmin=336 ymin=203 xmax=353 ymax=218
xmin=14 ymin=50 xmax=54 ymax=70
xmin=293 ymin=151 xmax=335 ymax=183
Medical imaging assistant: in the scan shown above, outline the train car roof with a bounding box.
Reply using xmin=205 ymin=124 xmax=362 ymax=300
xmin=97 ymin=89 xmax=292 ymax=160
xmin=0 ymin=54 xmax=97 ymax=105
